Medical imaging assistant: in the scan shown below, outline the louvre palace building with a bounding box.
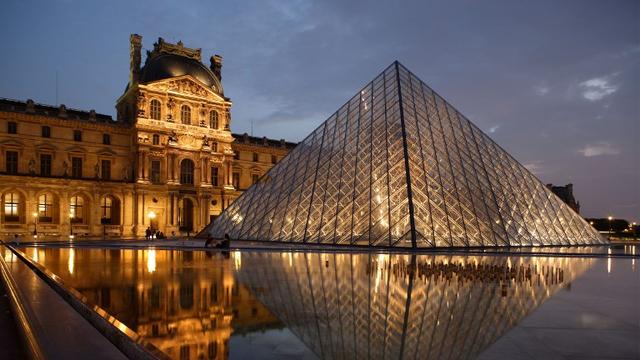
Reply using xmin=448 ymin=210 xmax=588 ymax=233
xmin=0 ymin=35 xmax=295 ymax=239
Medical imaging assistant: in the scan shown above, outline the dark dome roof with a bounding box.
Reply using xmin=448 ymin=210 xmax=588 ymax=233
xmin=140 ymin=53 xmax=222 ymax=93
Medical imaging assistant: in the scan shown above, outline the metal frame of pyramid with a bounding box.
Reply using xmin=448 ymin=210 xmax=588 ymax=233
xmin=209 ymin=62 xmax=605 ymax=248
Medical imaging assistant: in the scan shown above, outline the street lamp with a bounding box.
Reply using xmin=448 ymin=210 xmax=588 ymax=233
xmin=608 ymin=216 xmax=613 ymax=239
xmin=32 ymin=212 xmax=38 ymax=240
xmin=69 ymin=213 xmax=74 ymax=241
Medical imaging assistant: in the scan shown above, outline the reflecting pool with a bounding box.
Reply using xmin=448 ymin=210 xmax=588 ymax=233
xmin=17 ymin=247 xmax=639 ymax=360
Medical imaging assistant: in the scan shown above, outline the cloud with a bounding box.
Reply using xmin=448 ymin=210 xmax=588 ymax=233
xmin=579 ymin=76 xmax=618 ymax=101
xmin=533 ymin=84 xmax=549 ymax=95
xmin=577 ymin=142 xmax=621 ymax=157
xmin=523 ymin=161 xmax=544 ymax=175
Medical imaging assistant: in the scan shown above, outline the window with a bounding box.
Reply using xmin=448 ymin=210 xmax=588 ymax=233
xmin=41 ymin=126 xmax=51 ymax=138
xmin=38 ymin=194 xmax=53 ymax=222
xmin=6 ymin=151 xmax=18 ymax=174
xmin=209 ymin=111 xmax=218 ymax=129
xmin=151 ymin=160 xmax=161 ymax=184
xmin=252 ymin=174 xmax=259 ymax=184
xmin=70 ymin=196 xmax=83 ymax=223
xmin=101 ymin=160 xmax=111 ymax=180
xmin=253 ymin=153 xmax=259 ymax=162
xmin=181 ymin=105 xmax=191 ymax=125
xmin=180 ymin=284 xmax=194 ymax=310
xmin=7 ymin=121 xmax=17 ymax=134
xmin=211 ymin=142 xmax=218 ymax=152
xmin=152 ymin=134 xmax=160 ymax=145
xmin=180 ymin=159 xmax=194 ymax=185
xmin=208 ymin=343 xmax=217 ymax=360
xmin=271 ymin=155 xmax=277 ymax=164
xmin=4 ymin=192 xmax=20 ymax=222
xmin=150 ymin=99 xmax=161 ymax=120
xmin=73 ymin=130 xmax=82 ymax=142
xmin=211 ymin=167 xmax=219 ymax=187
xmin=103 ymin=134 xmax=110 ymax=145
xmin=101 ymin=197 xmax=113 ymax=223
xmin=179 ymin=345 xmax=190 ymax=360
xmin=232 ymin=172 xmax=240 ymax=189
xmin=40 ymin=154 xmax=52 ymax=176
xmin=71 ymin=157 xmax=82 ymax=178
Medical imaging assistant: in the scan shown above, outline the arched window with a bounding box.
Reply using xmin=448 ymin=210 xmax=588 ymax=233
xmin=3 ymin=192 xmax=20 ymax=222
xmin=180 ymin=159 xmax=195 ymax=185
xmin=209 ymin=111 xmax=218 ymax=129
xmin=101 ymin=196 xmax=120 ymax=225
xmin=181 ymin=105 xmax=191 ymax=125
xmin=38 ymin=194 xmax=53 ymax=222
xmin=150 ymin=99 xmax=161 ymax=120
xmin=101 ymin=197 xmax=112 ymax=222
xmin=70 ymin=195 xmax=84 ymax=223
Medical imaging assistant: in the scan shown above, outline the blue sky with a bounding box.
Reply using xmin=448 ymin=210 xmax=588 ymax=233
xmin=1 ymin=0 xmax=638 ymax=220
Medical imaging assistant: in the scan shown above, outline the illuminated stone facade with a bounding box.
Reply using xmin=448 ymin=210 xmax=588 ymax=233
xmin=0 ymin=35 xmax=295 ymax=239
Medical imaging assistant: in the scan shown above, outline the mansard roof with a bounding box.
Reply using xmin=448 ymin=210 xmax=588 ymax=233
xmin=0 ymin=97 xmax=120 ymax=125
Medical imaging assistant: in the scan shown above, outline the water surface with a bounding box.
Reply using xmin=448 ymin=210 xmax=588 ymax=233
xmin=17 ymin=246 xmax=639 ymax=359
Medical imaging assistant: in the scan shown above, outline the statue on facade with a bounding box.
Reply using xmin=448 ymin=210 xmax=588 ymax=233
xmin=166 ymin=98 xmax=175 ymax=121
xmin=122 ymin=166 xmax=130 ymax=181
xmin=28 ymin=158 xmax=36 ymax=174
xmin=137 ymin=93 xmax=146 ymax=117
xmin=62 ymin=160 xmax=69 ymax=177
xmin=168 ymin=131 xmax=178 ymax=145
xmin=94 ymin=162 xmax=100 ymax=179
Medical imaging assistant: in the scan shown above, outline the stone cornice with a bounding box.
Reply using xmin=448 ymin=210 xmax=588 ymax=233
xmin=0 ymin=109 xmax=130 ymax=133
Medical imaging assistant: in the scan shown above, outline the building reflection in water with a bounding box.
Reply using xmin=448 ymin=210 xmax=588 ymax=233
xmin=23 ymin=247 xmax=604 ymax=360
xmin=237 ymin=252 xmax=594 ymax=360
xmin=25 ymin=248 xmax=281 ymax=360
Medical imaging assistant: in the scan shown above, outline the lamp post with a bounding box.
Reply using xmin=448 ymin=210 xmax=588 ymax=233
xmin=32 ymin=212 xmax=38 ymax=240
xmin=69 ymin=213 xmax=74 ymax=241
xmin=608 ymin=216 xmax=613 ymax=239
xmin=101 ymin=216 xmax=107 ymax=241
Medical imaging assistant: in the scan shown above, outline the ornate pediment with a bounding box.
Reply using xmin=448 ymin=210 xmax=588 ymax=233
xmin=144 ymin=76 xmax=225 ymax=102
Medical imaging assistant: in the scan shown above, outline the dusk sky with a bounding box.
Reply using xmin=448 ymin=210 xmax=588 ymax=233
xmin=1 ymin=0 xmax=638 ymax=221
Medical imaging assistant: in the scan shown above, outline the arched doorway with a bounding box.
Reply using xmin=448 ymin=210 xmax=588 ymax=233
xmin=179 ymin=198 xmax=194 ymax=232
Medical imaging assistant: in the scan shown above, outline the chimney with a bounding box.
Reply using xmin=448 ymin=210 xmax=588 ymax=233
xmin=210 ymin=55 xmax=223 ymax=81
xmin=129 ymin=34 xmax=143 ymax=86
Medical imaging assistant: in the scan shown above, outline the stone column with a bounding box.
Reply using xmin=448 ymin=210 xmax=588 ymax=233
xmin=137 ymin=151 xmax=144 ymax=182
xmin=226 ymin=160 xmax=233 ymax=186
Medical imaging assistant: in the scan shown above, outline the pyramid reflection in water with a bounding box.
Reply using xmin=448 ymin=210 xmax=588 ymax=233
xmin=237 ymin=252 xmax=593 ymax=360
xmin=210 ymin=62 xmax=604 ymax=247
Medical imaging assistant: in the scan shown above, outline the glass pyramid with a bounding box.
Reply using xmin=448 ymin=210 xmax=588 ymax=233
xmin=210 ymin=62 xmax=605 ymax=248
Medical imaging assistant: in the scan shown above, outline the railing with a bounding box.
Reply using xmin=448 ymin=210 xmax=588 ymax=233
xmin=0 ymin=243 xmax=45 ymax=360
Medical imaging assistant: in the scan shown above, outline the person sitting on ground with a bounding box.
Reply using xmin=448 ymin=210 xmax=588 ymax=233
xmin=216 ymin=233 xmax=231 ymax=249
xmin=204 ymin=234 xmax=214 ymax=248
